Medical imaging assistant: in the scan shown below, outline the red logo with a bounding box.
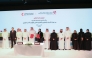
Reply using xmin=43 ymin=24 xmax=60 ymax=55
xmin=21 ymin=13 xmax=34 ymax=16
xmin=21 ymin=13 xmax=24 ymax=16
xmin=53 ymin=11 xmax=56 ymax=14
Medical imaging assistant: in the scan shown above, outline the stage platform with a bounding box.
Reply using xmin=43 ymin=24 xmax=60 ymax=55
xmin=0 ymin=48 xmax=92 ymax=58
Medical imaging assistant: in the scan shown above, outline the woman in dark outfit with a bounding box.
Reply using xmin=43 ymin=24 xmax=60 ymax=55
xmin=85 ymin=29 xmax=91 ymax=51
xmin=72 ymin=30 xmax=79 ymax=50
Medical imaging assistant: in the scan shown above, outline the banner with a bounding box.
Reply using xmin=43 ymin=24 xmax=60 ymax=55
xmin=0 ymin=9 xmax=92 ymax=32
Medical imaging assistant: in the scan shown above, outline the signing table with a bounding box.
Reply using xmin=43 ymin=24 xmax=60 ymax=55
xmin=14 ymin=44 xmax=44 ymax=58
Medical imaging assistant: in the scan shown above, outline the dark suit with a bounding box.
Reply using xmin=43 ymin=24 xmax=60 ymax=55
xmin=50 ymin=32 xmax=58 ymax=50
xmin=84 ymin=32 xmax=91 ymax=50
xmin=78 ymin=32 xmax=85 ymax=50
xmin=10 ymin=30 xmax=16 ymax=48
xmin=37 ymin=31 xmax=43 ymax=43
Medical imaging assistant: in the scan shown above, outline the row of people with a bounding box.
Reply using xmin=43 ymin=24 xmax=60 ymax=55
xmin=1 ymin=27 xmax=91 ymax=51
xmin=49 ymin=29 xmax=91 ymax=50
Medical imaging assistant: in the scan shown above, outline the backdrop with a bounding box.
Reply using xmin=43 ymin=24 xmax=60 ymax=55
xmin=0 ymin=9 xmax=92 ymax=33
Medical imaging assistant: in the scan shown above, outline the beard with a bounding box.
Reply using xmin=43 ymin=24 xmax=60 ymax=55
xmin=60 ymin=31 xmax=62 ymax=33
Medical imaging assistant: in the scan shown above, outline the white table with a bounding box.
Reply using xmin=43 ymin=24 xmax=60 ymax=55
xmin=14 ymin=44 xmax=44 ymax=57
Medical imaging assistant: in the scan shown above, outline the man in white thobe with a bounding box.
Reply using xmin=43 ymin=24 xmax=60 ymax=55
xmin=16 ymin=28 xmax=22 ymax=42
xmin=58 ymin=29 xmax=64 ymax=50
xmin=64 ymin=27 xmax=71 ymax=50
xmin=44 ymin=29 xmax=50 ymax=49
xmin=29 ymin=27 xmax=36 ymax=43
xmin=2 ymin=29 xmax=9 ymax=49
xmin=23 ymin=29 xmax=28 ymax=43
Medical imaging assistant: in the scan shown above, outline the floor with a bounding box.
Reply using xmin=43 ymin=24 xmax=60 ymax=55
xmin=0 ymin=41 xmax=92 ymax=58
xmin=0 ymin=48 xmax=92 ymax=58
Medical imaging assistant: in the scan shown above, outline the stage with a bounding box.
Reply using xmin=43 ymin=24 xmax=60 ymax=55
xmin=0 ymin=41 xmax=91 ymax=58
xmin=0 ymin=48 xmax=92 ymax=58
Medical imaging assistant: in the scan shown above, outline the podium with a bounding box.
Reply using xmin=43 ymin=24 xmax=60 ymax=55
xmin=14 ymin=45 xmax=44 ymax=56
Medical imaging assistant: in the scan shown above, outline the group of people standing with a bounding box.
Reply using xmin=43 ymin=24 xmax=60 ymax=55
xmin=1 ymin=27 xmax=92 ymax=51
xmin=72 ymin=29 xmax=91 ymax=51
xmin=44 ymin=27 xmax=91 ymax=51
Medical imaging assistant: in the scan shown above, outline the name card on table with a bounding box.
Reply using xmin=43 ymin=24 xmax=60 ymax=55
xmin=17 ymin=42 xmax=23 ymax=45
xmin=34 ymin=42 xmax=40 ymax=45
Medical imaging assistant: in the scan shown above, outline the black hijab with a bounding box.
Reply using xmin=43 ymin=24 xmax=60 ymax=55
xmin=80 ymin=29 xmax=83 ymax=33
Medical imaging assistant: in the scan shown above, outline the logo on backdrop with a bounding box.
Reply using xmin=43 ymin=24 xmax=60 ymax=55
xmin=21 ymin=13 xmax=34 ymax=16
xmin=38 ymin=11 xmax=56 ymax=15
xmin=53 ymin=11 xmax=56 ymax=14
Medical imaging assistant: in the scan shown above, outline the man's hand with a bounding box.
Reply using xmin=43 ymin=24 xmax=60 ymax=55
xmin=15 ymin=38 xmax=16 ymax=39
xmin=81 ymin=38 xmax=83 ymax=41
xmin=53 ymin=38 xmax=54 ymax=40
xmin=87 ymin=39 xmax=88 ymax=40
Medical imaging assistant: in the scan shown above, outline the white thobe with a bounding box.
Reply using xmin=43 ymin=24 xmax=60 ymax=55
xmin=2 ymin=32 xmax=9 ymax=48
xmin=23 ymin=32 xmax=28 ymax=42
xmin=16 ymin=32 xmax=22 ymax=42
xmin=29 ymin=30 xmax=36 ymax=43
xmin=44 ymin=32 xmax=50 ymax=49
xmin=58 ymin=32 xmax=64 ymax=49
xmin=64 ymin=30 xmax=71 ymax=49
